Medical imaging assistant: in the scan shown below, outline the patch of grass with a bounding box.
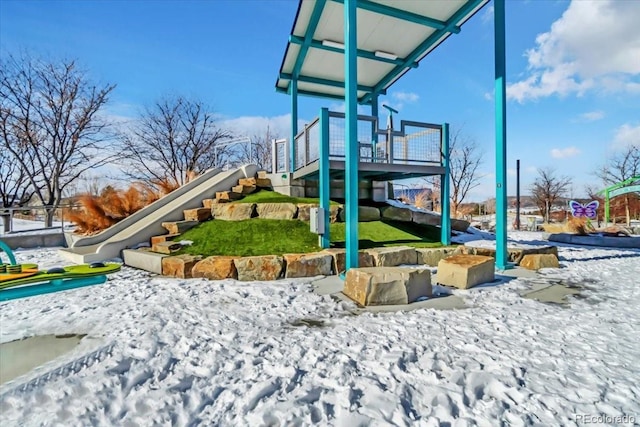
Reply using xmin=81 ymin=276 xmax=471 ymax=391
xmin=177 ymin=218 xmax=442 ymax=257
xmin=233 ymin=189 xmax=338 ymax=205
xmin=178 ymin=219 xmax=319 ymax=257
xmin=330 ymin=220 xmax=442 ymax=249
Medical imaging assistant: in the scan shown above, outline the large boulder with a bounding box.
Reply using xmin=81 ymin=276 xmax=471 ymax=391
xmin=380 ymin=206 xmax=412 ymax=222
xmin=234 ymin=255 xmax=284 ymax=281
xmin=411 ymin=210 xmax=469 ymax=232
xmin=338 ymin=206 xmax=381 ymax=222
xmin=415 ymin=247 xmax=461 ymax=266
xmin=344 ymin=267 xmax=432 ymax=306
xmin=211 ymin=203 xmax=255 ymax=220
xmin=461 ymin=244 xmax=558 ymax=264
xmin=296 ymin=204 xmax=342 ymax=223
xmin=162 ymin=220 xmax=199 ymax=235
xmin=283 ymin=253 xmax=333 ymax=278
xmin=321 ymin=249 xmax=375 ymax=274
xmin=520 ymin=254 xmax=560 ymax=270
xmin=162 ymin=254 xmax=202 ymax=279
xmin=436 ymin=255 xmax=494 ymax=289
xmin=365 ymin=246 xmax=417 ymax=266
xmin=192 ymin=256 xmax=238 ymax=280
xmin=255 ymin=203 xmax=298 ymax=220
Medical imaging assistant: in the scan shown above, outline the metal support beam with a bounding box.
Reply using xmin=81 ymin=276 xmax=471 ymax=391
xmin=440 ymin=123 xmax=451 ymax=245
xmin=288 ymin=35 xmax=418 ymax=68
xmin=361 ymin=0 xmax=483 ymax=104
xmin=330 ymin=0 xmax=461 ymax=33
xmin=371 ymin=93 xmax=379 ymax=153
xmin=290 ymin=79 xmax=298 ymax=172
xmin=291 ymin=0 xmax=327 ymax=79
xmin=319 ymin=107 xmax=331 ymax=249
xmin=494 ymin=0 xmax=509 ymax=269
xmin=345 ymin=0 xmax=359 ymax=270
xmin=280 ymin=72 xmax=382 ymax=94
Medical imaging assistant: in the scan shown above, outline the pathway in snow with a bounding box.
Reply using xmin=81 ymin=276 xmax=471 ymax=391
xmin=1 ymin=234 xmax=639 ymax=426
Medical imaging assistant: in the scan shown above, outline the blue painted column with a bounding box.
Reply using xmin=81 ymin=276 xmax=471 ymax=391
xmin=440 ymin=123 xmax=451 ymax=245
xmin=290 ymin=79 xmax=298 ymax=172
xmin=371 ymin=93 xmax=379 ymax=158
xmin=319 ymin=107 xmax=331 ymax=248
xmin=494 ymin=0 xmax=508 ymax=269
xmin=344 ymin=0 xmax=359 ymax=270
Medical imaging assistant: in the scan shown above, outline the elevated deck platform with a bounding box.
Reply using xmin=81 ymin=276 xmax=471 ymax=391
xmin=293 ymin=159 xmax=444 ymax=181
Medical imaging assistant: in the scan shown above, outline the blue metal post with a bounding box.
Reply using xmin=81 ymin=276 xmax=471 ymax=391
xmin=319 ymin=107 xmax=331 ymax=248
xmin=345 ymin=0 xmax=359 ymax=270
xmin=494 ymin=0 xmax=509 ymax=269
xmin=371 ymin=93 xmax=379 ymax=158
xmin=440 ymin=123 xmax=451 ymax=245
xmin=290 ymin=79 xmax=298 ymax=172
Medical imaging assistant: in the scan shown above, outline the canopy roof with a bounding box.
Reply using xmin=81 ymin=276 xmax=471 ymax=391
xmin=276 ymin=0 xmax=489 ymax=103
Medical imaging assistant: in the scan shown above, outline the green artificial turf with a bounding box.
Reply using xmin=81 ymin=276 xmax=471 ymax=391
xmin=233 ymin=189 xmax=338 ymax=205
xmin=177 ymin=219 xmax=442 ymax=257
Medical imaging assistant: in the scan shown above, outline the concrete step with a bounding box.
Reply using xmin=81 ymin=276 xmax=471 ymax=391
xmin=122 ymin=249 xmax=167 ymax=275
xmin=161 ymin=220 xmax=199 ymax=235
xmin=183 ymin=207 xmax=211 ymax=222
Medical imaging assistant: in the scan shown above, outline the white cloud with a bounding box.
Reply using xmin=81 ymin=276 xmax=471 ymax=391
xmin=612 ymin=123 xmax=640 ymax=149
xmin=578 ymin=110 xmax=605 ymax=122
xmin=550 ymin=146 xmax=581 ymax=159
xmin=219 ymin=114 xmax=296 ymax=139
xmin=392 ymin=91 xmax=419 ymax=103
xmin=507 ymin=0 xmax=640 ymax=103
xmin=481 ymin=5 xmax=494 ymax=24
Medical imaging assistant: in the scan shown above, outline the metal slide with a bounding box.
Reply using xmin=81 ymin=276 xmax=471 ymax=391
xmin=58 ymin=165 xmax=258 ymax=263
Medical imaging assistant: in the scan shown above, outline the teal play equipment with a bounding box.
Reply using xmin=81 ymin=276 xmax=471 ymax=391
xmin=0 ymin=240 xmax=118 ymax=302
xmin=275 ymin=0 xmax=508 ymax=270
xmin=598 ymin=175 xmax=640 ymax=224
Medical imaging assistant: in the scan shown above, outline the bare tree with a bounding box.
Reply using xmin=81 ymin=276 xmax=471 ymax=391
xmin=236 ymin=125 xmax=276 ymax=172
xmin=0 ymin=53 xmax=116 ymax=227
xmin=597 ymin=144 xmax=639 ymax=225
xmin=449 ymin=129 xmax=484 ymax=217
xmin=120 ymin=96 xmax=232 ymax=187
xmin=0 ymin=150 xmax=35 ymax=231
xmin=530 ymin=167 xmax=572 ymax=223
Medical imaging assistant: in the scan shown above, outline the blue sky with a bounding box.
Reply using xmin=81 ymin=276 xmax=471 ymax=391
xmin=1 ymin=0 xmax=639 ymax=201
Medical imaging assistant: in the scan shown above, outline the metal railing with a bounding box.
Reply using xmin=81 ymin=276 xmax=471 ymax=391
xmin=273 ymin=110 xmax=443 ymax=173
xmin=0 ymin=204 xmax=81 ymax=234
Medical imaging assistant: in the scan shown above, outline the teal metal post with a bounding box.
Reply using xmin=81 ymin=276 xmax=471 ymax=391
xmin=440 ymin=123 xmax=451 ymax=245
xmin=494 ymin=0 xmax=508 ymax=269
xmin=371 ymin=93 xmax=379 ymax=158
xmin=344 ymin=0 xmax=359 ymax=270
xmin=319 ymin=107 xmax=331 ymax=248
xmin=290 ymin=79 xmax=298 ymax=172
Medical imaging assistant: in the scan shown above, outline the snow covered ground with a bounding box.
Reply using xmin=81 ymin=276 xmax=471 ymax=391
xmin=0 ymin=218 xmax=65 ymax=235
xmin=1 ymin=232 xmax=639 ymax=426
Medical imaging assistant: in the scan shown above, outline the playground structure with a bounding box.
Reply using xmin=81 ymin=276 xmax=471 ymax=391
xmin=0 ymin=240 xmax=120 ymax=301
xmin=274 ymin=0 xmax=509 ymax=270
xmin=598 ymin=175 xmax=640 ymax=224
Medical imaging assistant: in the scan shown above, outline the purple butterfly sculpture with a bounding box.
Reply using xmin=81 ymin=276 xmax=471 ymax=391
xmin=568 ymin=200 xmax=599 ymax=219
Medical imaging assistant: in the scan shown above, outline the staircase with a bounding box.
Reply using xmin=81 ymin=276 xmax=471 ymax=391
xmin=137 ymin=171 xmax=272 ymax=257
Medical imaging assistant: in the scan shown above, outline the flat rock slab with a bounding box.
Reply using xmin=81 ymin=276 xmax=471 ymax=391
xmin=150 ymin=234 xmax=180 ymax=246
xmin=416 ymin=247 xmax=461 ymax=266
xmin=437 ymin=255 xmax=495 ymax=289
xmin=338 ymin=206 xmax=381 ymax=222
xmin=211 ymin=203 xmax=255 ymax=220
xmin=283 ymin=252 xmax=333 ymax=278
xmin=162 ymin=220 xmax=199 ymax=235
xmin=232 ymin=184 xmax=257 ymax=195
xmin=162 ymin=254 xmax=202 ymax=279
xmin=216 ymin=191 xmax=243 ymax=201
xmin=255 ymin=203 xmax=297 ymax=220
xmin=183 ymin=207 xmax=211 ymax=222
xmin=234 ymin=255 xmax=284 ymax=281
xmin=380 ymin=206 xmax=412 ymax=222
xmin=152 ymin=241 xmax=182 ymax=255
xmin=520 ymin=253 xmax=559 ymax=270
xmin=321 ymin=249 xmax=375 ymax=274
xmin=344 ymin=267 xmax=431 ymax=306
xmin=462 ymin=242 xmax=558 ymax=264
xmin=365 ymin=246 xmax=417 ymax=266
xmin=411 ymin=211 xmax=470 ymax=232
xmin=192 ymin=256 xmax=238 ymax=280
